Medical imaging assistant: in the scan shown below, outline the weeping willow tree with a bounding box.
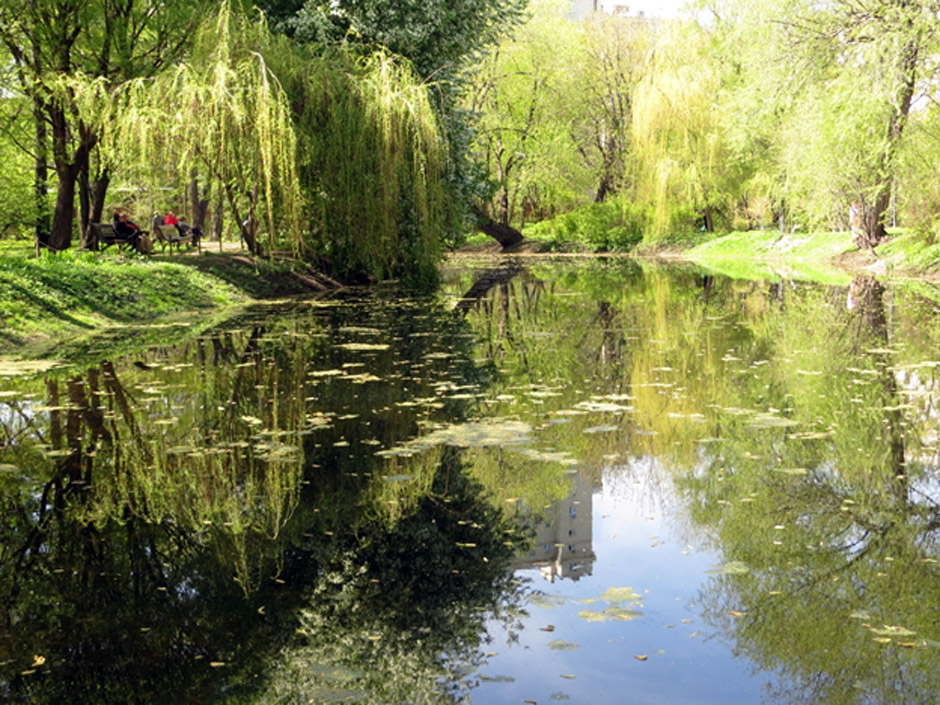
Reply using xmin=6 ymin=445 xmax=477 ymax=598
xmin=280 ymin=47 xmax=449 ymax=284
xmin=111 ymin=2 xmax=301 ymax=256
xmin=630 ymin=24 xmax=739 ymax=240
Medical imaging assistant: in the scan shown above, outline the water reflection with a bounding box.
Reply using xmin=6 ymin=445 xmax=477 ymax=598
xmin=0 ymin=263 xmax=937 ymax=703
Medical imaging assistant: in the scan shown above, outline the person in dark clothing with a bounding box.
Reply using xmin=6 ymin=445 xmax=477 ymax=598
xmin=114 ymin=213 xmax=140 ymax=239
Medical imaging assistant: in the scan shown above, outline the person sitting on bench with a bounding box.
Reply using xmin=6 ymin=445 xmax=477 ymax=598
xmin=113 ymin=212 xmax=141 ymax=241
xmin=177 ymin=220 xmax=203 ymax=246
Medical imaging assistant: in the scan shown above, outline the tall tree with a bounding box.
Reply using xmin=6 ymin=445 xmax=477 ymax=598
xmin=0 ymin=0 xmax=209 ymax=252
xmin=714 ymin=0 xmax=940 ymax=247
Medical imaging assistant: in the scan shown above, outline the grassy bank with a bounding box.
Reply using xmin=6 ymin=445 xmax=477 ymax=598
xmin=0 ymin=241 xmax=336 ymax=357
xmin=682 ymin=228 xmax=940 ymax=281
xmin=461 ymin=220 xmax=940 ymax=282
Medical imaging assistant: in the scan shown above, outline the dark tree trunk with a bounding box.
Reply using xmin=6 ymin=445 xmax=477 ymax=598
xmin=224 ymin=181 xmax=262 ymax=256
xmin=473 ymin=206 xmax=523 ymax=248
xmin=454 ymin=264 xmax=523 ymax=314
xmin=211 ymin=190 xmax=224 ymax=242
xmin=49 ymin=164 xmax=78 ymax=252
xmin=33 ymin=98 xmax=50 ymax=256
xmin=702 ymin=207 xmax=715 ymax=233
xmin=48 ymin=108 xmax=95 ymax=252
xmin=78 ymin=158 xmax=91 ymax=247
xmin=860 ymin=40 xmax=918 ymax=252
xmin=90 ymin=171 xmax=109 ymax=225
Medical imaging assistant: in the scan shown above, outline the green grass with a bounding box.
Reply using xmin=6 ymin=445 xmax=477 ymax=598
xmin=0 ymin=244 xmax=246 ymax=352
xmin=686 ymin=229 xmax=855 ymax=261
xmin=874 ymin=230 xmax=940 ymax=272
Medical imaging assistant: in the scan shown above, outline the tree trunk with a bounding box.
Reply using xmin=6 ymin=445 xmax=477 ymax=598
xmin=224 ymin=181 xmax=262 ymax=256
xmin=473 ymin=206 xmax=524 ymax=248
xmin=211 ymin=190 xmax=224 ymax=243
xmin=32 ymin=98 xmax=50 ymax=256
xmin=861 ymin=40 xmax=918 ymax=251
xmin=49 ymin=164 xmax=78 ymax=252
xmin=90 ymin=171 xmax=109 ymax=225
xmin=48 ymin=109 xmax=94 ymax=252
xmin=78 ymin=158 xmax=91 ymax=247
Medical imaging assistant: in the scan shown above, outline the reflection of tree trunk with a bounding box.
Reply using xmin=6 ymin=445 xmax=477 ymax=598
xmin=101 ymin=361 xmax=144 ymax=444
xmin=848 ymin=275 xmax=906 ymax=497
xmin=455 ymin=265 xmax=523 ymax=314
xmin=47 ymin=378 xmax=62 ymax=451
xmin=595 ymin=301 xmax=624 ymax=366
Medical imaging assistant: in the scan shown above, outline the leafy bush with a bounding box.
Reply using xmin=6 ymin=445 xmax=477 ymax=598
xmin=523 ymin=199 xmax=647 ymax=251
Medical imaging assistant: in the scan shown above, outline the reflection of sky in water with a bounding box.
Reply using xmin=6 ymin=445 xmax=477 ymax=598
xmin=476 ymin=460 xmax=779 ymax=704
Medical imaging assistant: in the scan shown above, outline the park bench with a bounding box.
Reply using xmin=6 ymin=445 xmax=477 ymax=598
xmin=151 ymin=218 xmax=201 ymax=253
xmin=88 ymin=222 xmax=151 ymax=253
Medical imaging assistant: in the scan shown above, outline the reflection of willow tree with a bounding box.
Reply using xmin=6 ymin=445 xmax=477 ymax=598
xmin=667 ymin=275 xmax=940 ymax=705
xmin=268 ymin=449 xmax=530 ymax=705
xmin=453 ymin=261 xmax=940 ymax=701
xmin=0 ymin=336 xmax=310 ymax=703
xmin=0 ymin=293 xmax=541 ymax=704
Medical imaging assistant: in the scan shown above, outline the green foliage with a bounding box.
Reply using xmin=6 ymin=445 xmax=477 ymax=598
xmin=283 ymin=0 xmax=528 ymax=79
xmin=279 ymin=47 xmax=449 ymax=283
xmin=523 ymin=199 xmax=647 ymax=251
xmin=468 ymin=3 xmax=653 ymax=229
xmin=112 ymin=4 xmax=301 ymax=256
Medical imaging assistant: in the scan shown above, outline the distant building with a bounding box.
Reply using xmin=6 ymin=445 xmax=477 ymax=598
xmin=567 ymin=0 xmax=600 ymax=20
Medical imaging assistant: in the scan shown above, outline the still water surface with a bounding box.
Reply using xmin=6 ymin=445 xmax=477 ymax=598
xmin=0 ymin=259 xmax=937 ymax=704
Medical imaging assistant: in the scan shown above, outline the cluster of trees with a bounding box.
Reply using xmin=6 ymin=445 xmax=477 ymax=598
xmin=0 ymin=0 xmax=524 ymax=280
xmin=470 ymin=0 xmax=940 ymax=249
xmin=4 ymin=0 xmax=938 ymax=273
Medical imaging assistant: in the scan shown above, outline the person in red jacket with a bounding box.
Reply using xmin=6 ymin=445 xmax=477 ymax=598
xmin=165 ymin=210 xmax=179 ymax=226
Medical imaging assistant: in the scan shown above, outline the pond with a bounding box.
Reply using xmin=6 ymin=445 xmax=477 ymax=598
xmin=0 ymin=258 xmax=938 ymax=704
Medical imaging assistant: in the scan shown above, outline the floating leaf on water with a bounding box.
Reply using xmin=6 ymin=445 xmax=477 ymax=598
xmin=338 ymin=326 xmax=382 ymax=335
xmin=577 ymin=610 xmax=608 ymax=622
xmin=747 ymin=414 xmax=799 ymax=429
xmin=548 ymin=640 xmax=580 ymax=651
xmin=708 ymin=561 xmax=750 ymax=575
xmin=550 ymin=694 xmax=571 ymax=702
xmin=584 ymin=425 xmax=619 ymax=434
xmin=0 ymin=358 xmax=61 ymax=376
xmin=634 ymin=654 xmax=648 ymax=661
xmin=382 ymin=474 xmax=416 ymax=482
xmin=602 ymin=587 xmax=642 ymax=604
xmin=336 ymin=343 xmax=390 ymax=351
xmin=478 ymin=674 xmax=515 ymax=683
xmin=576 ymin=401 xmax=633 ymax=413
xmin=345 ymin=373 xmax=382 ymax=383
xmin=605 ymin=607 xmax=643 ymax=621
xmin=529 ymin=594 xmax=567 ymax=609
xmin=774 ymin=467 xmax=809 ymax=476
xmin=870 ymin=625 xmax=916 ymax=637
xmin=517 ymin=448 xmax=575 ymax=464
xmin=789 ymin=431 xmax=832 ymax=440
